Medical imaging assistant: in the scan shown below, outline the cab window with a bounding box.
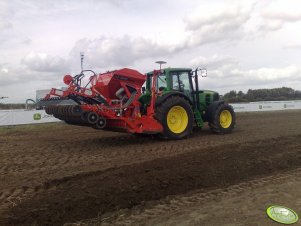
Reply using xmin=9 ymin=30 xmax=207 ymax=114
xmin=172 ymin=72 xmax=191 ymax=92
xmin=157 ymin=73 xmax=167 ymax=91
xmin=179 ymin=72 xmax=190 ymax=91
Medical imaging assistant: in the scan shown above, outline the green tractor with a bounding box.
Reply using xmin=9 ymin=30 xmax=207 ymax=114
xmin=139 ymin=67 xmax=236 ymax=139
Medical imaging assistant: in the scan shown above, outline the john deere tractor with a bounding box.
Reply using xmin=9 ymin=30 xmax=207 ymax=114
xmin=138 ymin=67 xmax=235 ymax=139
xmin=40 ymin=63 xmax=235 ymax=140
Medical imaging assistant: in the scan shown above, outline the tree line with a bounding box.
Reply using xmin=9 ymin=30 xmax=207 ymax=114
xmin=0 ymin=103 xmax=35 ymax=110
xmin=222 ymin=87 xmax=301 ymax=103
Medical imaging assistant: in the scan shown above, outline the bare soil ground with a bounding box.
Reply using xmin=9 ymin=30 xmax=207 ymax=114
xmin=0 ymin=110 xmax=301 ymax=225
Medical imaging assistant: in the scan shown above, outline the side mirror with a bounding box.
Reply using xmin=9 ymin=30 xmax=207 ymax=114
xmin=193 ymin=67 xmax=207 ymax=77
xmin=142 ymin=87 xmax=146 ymax=94
xmin=200 ymin=68 xmax=207 ymax=77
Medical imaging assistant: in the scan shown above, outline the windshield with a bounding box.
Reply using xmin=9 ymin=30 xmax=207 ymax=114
xmin=157 ymin=73 xmax=166 ymax=91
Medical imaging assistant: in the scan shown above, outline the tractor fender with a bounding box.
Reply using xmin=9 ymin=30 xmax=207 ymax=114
xmin=155 ymin=91 xmax=193 ymax=107
xmin=205 ymin=100 xmax=225 ymax=123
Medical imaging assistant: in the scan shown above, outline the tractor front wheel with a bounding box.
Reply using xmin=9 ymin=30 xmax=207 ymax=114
xmin=155 ymin=96 xmax=193 ymax=139
xmin=208 ymin=103 xmax=235 ymax=134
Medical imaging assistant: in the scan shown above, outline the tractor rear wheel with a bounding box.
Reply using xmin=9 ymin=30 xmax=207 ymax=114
xmin=208 ymin=103 xmax=235 ymax=134
xmin=155 ymin=96 xmax=193 ymax=139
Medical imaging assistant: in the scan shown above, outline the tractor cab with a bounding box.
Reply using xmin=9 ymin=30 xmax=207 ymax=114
xmin=144 ymin=68 xmax=191 ymax=93
xmin=140 ymin=68 xmax=192 ymax=104
xmin=139 ymin=67 xmax=219 ymax=114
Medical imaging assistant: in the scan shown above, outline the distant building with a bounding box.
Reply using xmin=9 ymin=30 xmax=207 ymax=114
xmin=36 ymin=89 xmax=51 ymax=102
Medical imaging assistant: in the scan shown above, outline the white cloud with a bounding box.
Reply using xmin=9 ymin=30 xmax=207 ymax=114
xmin=259 ymin=0 xmax=301 ymax=31
xmin=0 ymin=66 xmax=24 ymax=87
xmin=229 ymin=65 xmax=300 ymax=82
xmin=1 ymin=68 xmax=8 ymax=73
xmin=190 ymin=55 xmax=238 ymax=70
xmin=184 ymin=3 xmax=255 ymax=46
xmin=188 ymin=54 xmax=301 ymax=93
xmin=259 ymin=20 xmax=283 ymax=31
xmin=201 ymin=63 xmax=301 ymax=93
xmin=68 ymin=3 xmax=255 ymax=69
xmin=0 ymin=52 xmax=69 ymax=90
xmin=283 ymin=44 xmax=301 ymax=50
xmin=0 ymin=0 xmax=13 ymax=31
xmin=22 ymin=52 xmax=70 ymax=73
xmin=69 ymin=36 xmax=175 ymax=68
xmin=0 ymin=63 xmax=65 ymax=95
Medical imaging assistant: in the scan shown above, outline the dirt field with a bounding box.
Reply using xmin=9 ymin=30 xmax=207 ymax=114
xmin=0 ymin=110 xmax=301 ymax=225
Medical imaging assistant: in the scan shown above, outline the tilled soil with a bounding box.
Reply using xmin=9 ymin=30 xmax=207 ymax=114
xmin=104 ymin=168 xmax=301 ymax=226
xmin=0 ymin=110 xmax=301 ymax=225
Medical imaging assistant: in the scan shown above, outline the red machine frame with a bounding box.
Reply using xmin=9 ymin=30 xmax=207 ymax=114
xmin=43 ymin=68 xmax=163 ymax=134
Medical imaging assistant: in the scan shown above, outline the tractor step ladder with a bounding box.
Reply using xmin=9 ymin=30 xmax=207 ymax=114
xmin=194 ymin=109 xmax=204 ymax=127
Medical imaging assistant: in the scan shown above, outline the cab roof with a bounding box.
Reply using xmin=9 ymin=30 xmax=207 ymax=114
xmin=146 ymin=67 xmax=192 ymax=75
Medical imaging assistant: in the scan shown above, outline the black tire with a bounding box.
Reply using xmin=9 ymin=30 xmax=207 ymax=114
xmin=208 ymin=103 xmax=235 ymax=134
xmin=87 ymin=112 xmax=99 ymax=124
xmin=94 ymin=117 xmax=106 ymax=129
xmin=155 ymin=95 xmax=193 ymax=139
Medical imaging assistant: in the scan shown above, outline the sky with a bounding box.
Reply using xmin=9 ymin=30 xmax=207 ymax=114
xmin=0 ymin=0 xmax=301 ymax=103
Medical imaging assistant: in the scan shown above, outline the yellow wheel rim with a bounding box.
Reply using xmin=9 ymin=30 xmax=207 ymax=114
xmin=167 ymin=106 xmax=188 ymax=134
xmin=219 ymin=110 xmax=232 ymax=128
